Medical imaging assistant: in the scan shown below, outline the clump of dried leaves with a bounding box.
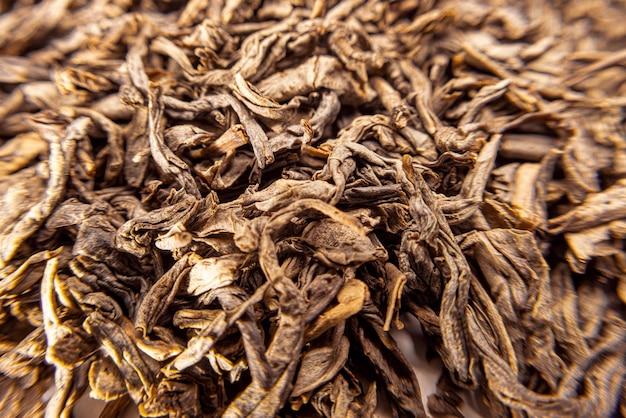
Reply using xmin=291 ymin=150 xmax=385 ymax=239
xmin=1 ymin=0 xmax=626 ymax=417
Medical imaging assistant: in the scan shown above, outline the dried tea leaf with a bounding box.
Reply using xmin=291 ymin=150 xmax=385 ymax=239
xmin=88 ymin=357 xmax=126 ymax=401
xmin=187 ymin=254 xmax=246 ymax=296
xmin=304 ymin=279 xmax=368 ymax=341
xmin=291 ymin=335 xmax=350 ymax=397
xmin=1 ymin=1 xmax=626 ymax=417
xmin=135 ymin=252 xmax=200 ymax=335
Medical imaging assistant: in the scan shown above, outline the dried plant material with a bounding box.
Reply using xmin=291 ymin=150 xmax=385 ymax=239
xmin=1 ymin=0 xmax=626 ymax=417
xmin=305 ymin=279 xmax=369 ymax=342
xmin=291 ymin=334 xmax=350 ymax=398
xmin=88 ymin=357 xmax=127 ymax=401
xmin=187 ymin=254 xmax=245 ymax=296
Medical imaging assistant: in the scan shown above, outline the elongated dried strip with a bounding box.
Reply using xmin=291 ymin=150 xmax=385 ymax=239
xmin=0 ymin=248 xmax=62 ymax=296
xmin=147 ymin=87 xmax=201 ymax=199
xmin=84 ymin=312 xmax=156 ymax=402
xmin=0 ymin=327 xmax=47 ymax=386
xmin=304 ymin=279 xmax=368 ymax=341
xmin=222 ymin=93 xmax=274 ymax=168
xmin=135 ymin=253 xmax=201 ymax=335
xmin=170 ymin=282 xmax=270 ymax=371
xmin=549 ymin=179 xmax=626 ymax=234
xmin=0 ymin=132 xmax=48 ymax=176
xmin=291 ymin=335 xmax=350 ymax=397
xmin=352 ymin=316 xmax=426 ymax=417
xmin=0 ymin=0 xmax=73 ymax=55
xmin=0 ymin=117 xmax=88 ymax=267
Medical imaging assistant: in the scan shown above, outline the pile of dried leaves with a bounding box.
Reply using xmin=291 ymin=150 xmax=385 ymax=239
xmin=1 ymin=0 xmax=626 ymax=417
